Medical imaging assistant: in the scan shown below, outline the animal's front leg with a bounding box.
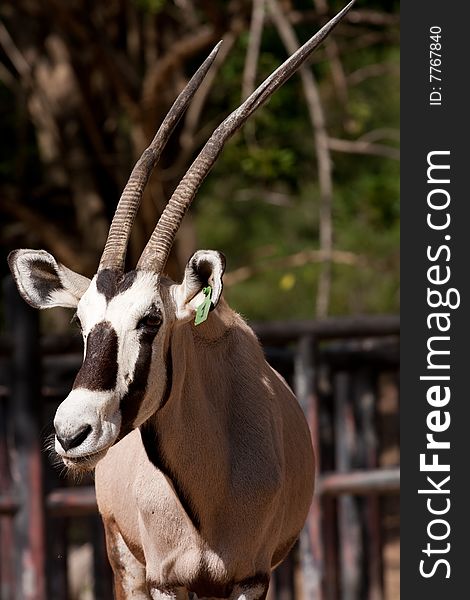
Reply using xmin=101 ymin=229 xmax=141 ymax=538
xmin=228 ymin=575 xmax=270 ymax=600
xmin=103 ymin=520 xmax=150 ymax=599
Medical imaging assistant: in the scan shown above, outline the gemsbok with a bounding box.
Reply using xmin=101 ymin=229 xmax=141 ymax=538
xmin=8 ymin=2 xmax=354 ymax=598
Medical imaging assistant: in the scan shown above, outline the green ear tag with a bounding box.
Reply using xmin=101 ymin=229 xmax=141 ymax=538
xmin=194 ymin=285 xmax=212 ymax=326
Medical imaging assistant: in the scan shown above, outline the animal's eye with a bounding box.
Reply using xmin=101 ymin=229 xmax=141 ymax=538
xmin=137 ymin=311 xmax=162 ymax=331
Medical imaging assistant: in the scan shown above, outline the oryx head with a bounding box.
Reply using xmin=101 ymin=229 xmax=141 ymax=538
xmin=8 ymin=245 xmax=225 ymax=471
xmin=7 ymin=2 xmax=353 ymax=471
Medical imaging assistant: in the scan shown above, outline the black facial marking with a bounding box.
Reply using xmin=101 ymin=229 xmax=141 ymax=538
xmin=29 ymin=259 xmax=61 ymax=301
xmin=118 ymin=270 xmax=138 ymax=293
xmin=140 ymin=423 xmax=201 ymax=532
xmin=96 ymin=269 xmax=139 ymax=303
xmin=158 ymin=343 xmax=173 ymax=411
xmin=73 ymin=321 xmax=118 ymax=391
xmin=119 ymin=334 xmax=154 ymax=436
xmin=136 ymin=306 xmax=163 ymax=333
xmin=95 ymin=269 xmax=119 ymax=302
xmin=118 ymin=324 xmax=170 ymax=438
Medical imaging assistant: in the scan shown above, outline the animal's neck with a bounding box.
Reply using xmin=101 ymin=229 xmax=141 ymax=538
xmin=141 ymin=305 xmax=269 ymax=535
xmin=140 ymin=301 xmax=263 ymax=531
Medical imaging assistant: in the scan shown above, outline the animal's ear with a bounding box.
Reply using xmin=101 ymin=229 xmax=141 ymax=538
xmin=174 ymin=250 xmax=226 ymax=321
xmin=7 ymin=249 xmax=91 ymax=309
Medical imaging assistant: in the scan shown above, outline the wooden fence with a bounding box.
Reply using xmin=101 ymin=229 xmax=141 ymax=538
xmin=0 ymin=277 xmax=399 ymax=599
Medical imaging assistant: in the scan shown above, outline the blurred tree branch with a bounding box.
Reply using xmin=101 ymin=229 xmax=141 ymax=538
xmin=0 ymin=0 xmax=399 ymax=319
xmin=288 ymin=7 xmax=400 ymax=27
xmin=268 ymin=0 xmax=334 ymax=318
xmin=225 ymin=249 xmax=368 ymax=287
xmin=328 ymin=137 xmax=400 ymax=161
xmin=347 ymin=62 xmax=399 ymax=86
xmin=242 ymin=0 xmax=265 ymax=102
xmin=312 ymin=0 xmax=349 ymax=110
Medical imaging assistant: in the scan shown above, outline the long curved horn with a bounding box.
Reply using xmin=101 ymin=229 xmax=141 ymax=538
xmin=98 ymin=41 xmax=222 ymax=272
xmin=137 ymin=0 xmax=355 ymax=273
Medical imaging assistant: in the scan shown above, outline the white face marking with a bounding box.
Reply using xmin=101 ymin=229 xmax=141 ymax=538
xmin=54 ymin=389 xmax=120 ymax=458
xmin=54 ymin=271 xmax=169 ymax=464
xmin=100 ymin=273 xmax=160 ymax=394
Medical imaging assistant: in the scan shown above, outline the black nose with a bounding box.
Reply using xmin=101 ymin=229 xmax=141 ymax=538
xmin=56 ymin=425 xmax=92 ymax=452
